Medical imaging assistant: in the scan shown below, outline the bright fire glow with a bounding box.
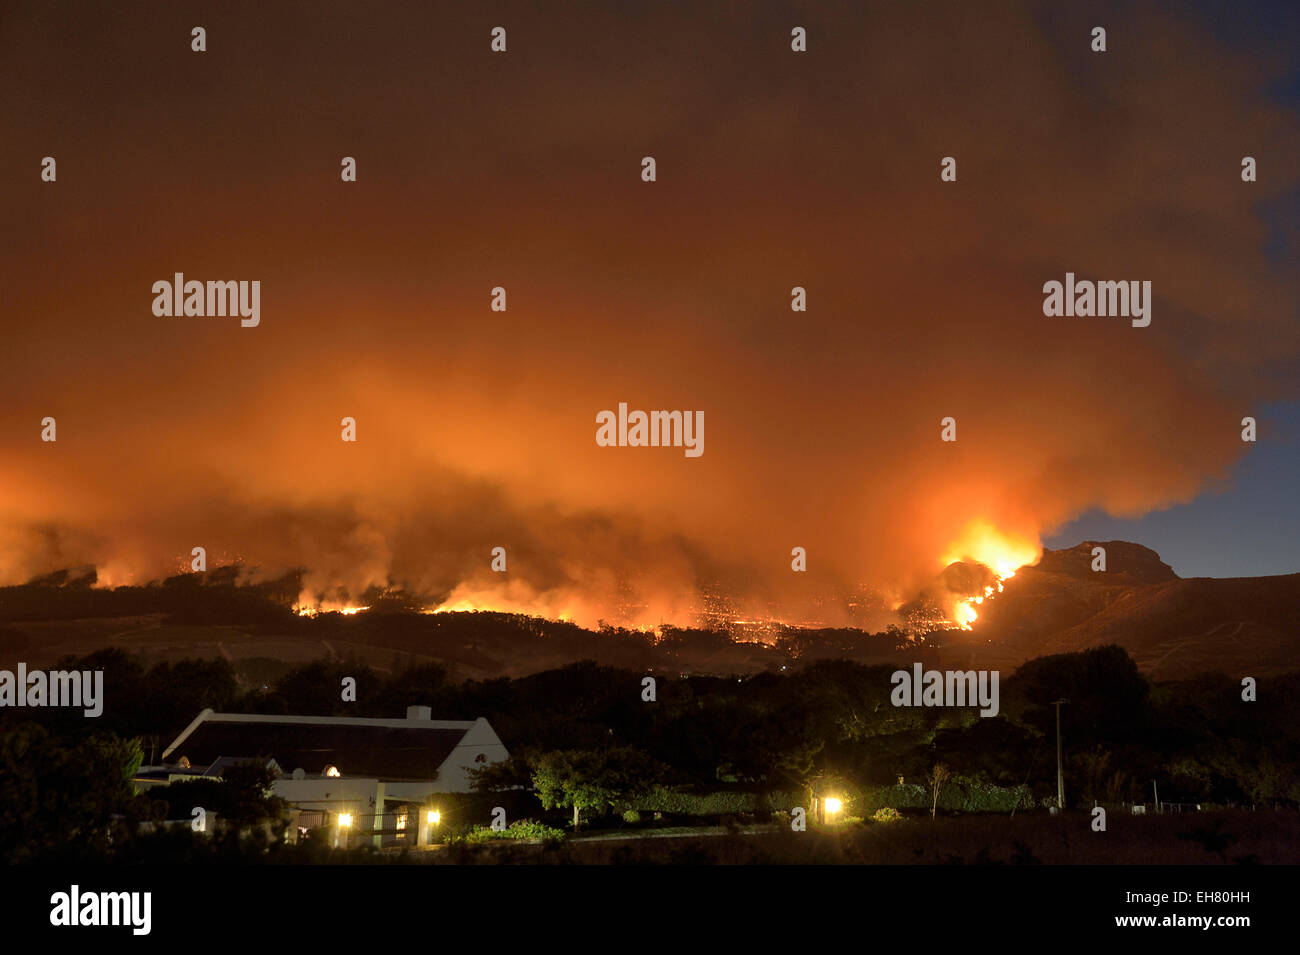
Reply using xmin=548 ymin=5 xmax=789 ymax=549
xmin=941 ymin=520 xmax=1040 ymax=579
xmin=417 ymin=580 xmax=675 ymax=631
xmin=295 ymin=603 xmax=370 ymax=617
xmin=942 ymin=520 xmax=1040 ymax=631
xmin=954 ymin=601 xmax=980 ymax=628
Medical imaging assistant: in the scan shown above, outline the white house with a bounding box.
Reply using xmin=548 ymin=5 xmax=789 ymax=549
xmin=143 ymin=705 xmax=509 ymax=847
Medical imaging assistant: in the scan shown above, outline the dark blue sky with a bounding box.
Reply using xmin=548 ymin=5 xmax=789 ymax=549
xmin=1046 ymin=2 xmax=1300 ymax=580
xmin=1047 ymin=401 xmax=1300 ymax=577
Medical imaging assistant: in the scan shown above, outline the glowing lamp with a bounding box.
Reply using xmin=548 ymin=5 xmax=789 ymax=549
xmin=338 ymin=813 xmax=353 ymax=828
xmin=825 ymin=797 xmax=843 ymax=815
xmin=427 ymin=810 xmax=440 ymax=825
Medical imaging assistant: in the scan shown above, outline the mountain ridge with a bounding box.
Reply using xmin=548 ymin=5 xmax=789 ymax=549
xmin=964 ymin=542 xmax=1299 ymax=679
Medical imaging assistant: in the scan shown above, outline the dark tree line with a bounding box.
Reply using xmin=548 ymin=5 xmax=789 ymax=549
xmin=6 ymin=643 xmax=1297 ymax=806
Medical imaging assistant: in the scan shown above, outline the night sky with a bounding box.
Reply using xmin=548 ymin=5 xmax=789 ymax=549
xmin=2 ymin=1 xmax=1297 ymax=627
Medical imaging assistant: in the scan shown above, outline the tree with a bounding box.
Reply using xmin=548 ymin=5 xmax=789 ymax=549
xmin=927 ymin=762 xmax=952 ymax=819
xmin=530 ymin=748 xmax=662 ymax=830
xmin=0 ymin=723 xmax=158 ymax=863
xmin=1004 ymin=645 xmax=1150 ymax=747
xmin=266 ymin=658 xmax=377 ymax=716
xmin=157 ymin=758 xmax=290 ymax=847
xmin=383 ymin=662 xmax=450 ymax=710
xmin=1076 ymin=745 xmax=1135 ymax=803
xmin=469 ymin=752 xmax=536 ymax=793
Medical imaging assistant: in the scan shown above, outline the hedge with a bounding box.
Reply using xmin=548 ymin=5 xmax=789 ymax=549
xmin=631 ymin=788 xmax=801 ymax=815
xmin=858 ymin=779 xmax=1034 ymax=813
xmin=629 ymin=778 xmax=1033 ymax=817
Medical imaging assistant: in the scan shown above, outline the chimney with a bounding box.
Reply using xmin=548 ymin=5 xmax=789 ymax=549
xmin=406 ymin=705 xmax=432 ymax=721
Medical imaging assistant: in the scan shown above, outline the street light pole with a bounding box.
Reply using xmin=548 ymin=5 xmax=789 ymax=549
xmin=1053 ymin=699 xmax=1069 ymax=810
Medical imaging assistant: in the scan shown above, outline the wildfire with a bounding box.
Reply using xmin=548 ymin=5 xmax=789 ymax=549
xmin=423 ymin=599 xmax=486 ymax=615
xmin=420 ymin=601 xmax=577 ymax=624
xmin=941 ymin=520 xmax=1040 ymax=631
xmin=295 ymin=603 xmax=370 ymax=617
xmin=419 ymin=586 xmax=591 ymax=626
xmin=951 ymin=577 xmax=1007 ymax=630
xmin=416 ymin=579 xmax=690 ymax=631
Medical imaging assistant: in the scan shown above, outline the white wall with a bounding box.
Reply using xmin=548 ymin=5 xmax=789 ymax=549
xmin=431 ymin=718 xmax=510 ymax=793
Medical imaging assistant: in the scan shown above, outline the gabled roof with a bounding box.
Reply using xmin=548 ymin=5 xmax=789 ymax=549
xmin=162 ymin=710 xmax=500 ymax=781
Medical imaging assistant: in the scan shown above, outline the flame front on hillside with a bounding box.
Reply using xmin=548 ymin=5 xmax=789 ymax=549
xmin=942 ymin=521 xmax=1040 ymax=631
xmin=295 ymin=603 xmax=370 ymax=617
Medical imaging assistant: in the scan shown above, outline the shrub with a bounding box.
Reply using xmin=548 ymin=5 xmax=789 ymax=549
xmin=503 ymin=819 xmax=565 ymax=843
xmin=858 ymin=779 xmax=1031 ymax=814
xmin=632 ymin=788 xmax=800 ymax=816
xmin=622 ymin=809 xmax=642 ymax=824
xmin=872 ymin=807 xmax=903 ymax=824
xmin=450 ymin=819 xmax=565 ymax=845
xmin=859 ymin=784 xmax=930 ymax=812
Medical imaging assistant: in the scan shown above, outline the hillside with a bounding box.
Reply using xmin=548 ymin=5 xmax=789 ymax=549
xmin=0 ymin=541 xmax=1296 ymax=681
xmin=963 ymin=542 xmax=1300 ymax=679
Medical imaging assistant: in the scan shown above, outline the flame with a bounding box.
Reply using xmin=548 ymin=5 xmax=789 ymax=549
xmin=91 ymin=562 xmax=138 ymax=589
xmin=421 ymin=586 xmax=590 ymax=626
xmin=953 ymin=601 xmax=979 ymax=628
xmin=295 ymin=603 xmax=370 ymax=617
xmin=420 ymin=600 xmax=585 ymax=627
xmin=942 ymin=520 xmax=1040 ymax=630
xmin=416 ymin=578 xmax=697 ymax=631
xmin=941 ymin=520 xmax=1040 ymax=579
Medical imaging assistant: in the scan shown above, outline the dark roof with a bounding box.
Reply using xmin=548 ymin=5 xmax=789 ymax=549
xmin=134 ymin=767 xmax=204 ymax=781
xmin=171 ymin=719 xmax=470 ymax=780
xmin=200 ymin=756 xmax=280 ymax=778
